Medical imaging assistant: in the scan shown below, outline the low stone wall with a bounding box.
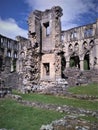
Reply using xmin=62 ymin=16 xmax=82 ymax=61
xmin=40 ymin=115 xmax=98 ymax=130
xmin=0 ymin=87 xmax=12 ymax=98
xmin=7 ymin=94 xmax=98 ymax=118
xmin=5 ymin=94 xmax=98 ymax=130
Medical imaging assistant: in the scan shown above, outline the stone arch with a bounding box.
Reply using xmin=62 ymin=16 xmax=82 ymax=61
xmin=20 ymin=51 xmax=25 ymax=59
xmin=74 ymin=43 xmax=79 ymax=52
xmin=14 ymin=51 xmax=17 ymax=59
xmin=70 ymin=54 xmax=80 ymax=69
xmin=83 ymin=41 xmax=88 ymax=50
xmin=89 ymin=40 xmax=94 ymax=48
xmin=69 ymin=44 xmax=73 ymax=51
xmin=68 ymin=44 xmax=73 ymax=55
xmin=84 ymin=52 xmax=90 ymax=70
xmin=7 ymin=50 xmax=11 ymax=57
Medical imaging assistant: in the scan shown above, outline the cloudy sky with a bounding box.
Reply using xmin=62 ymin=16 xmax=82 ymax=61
xmin=0 ymin=0 xmax=98 ymax=39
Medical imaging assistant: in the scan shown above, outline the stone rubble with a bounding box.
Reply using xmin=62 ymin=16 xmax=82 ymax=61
xmin=6 ymin=94 xmax=98 ymax=119
xmin=4 ymin=94 xmax=98 ymax=130
xmin=40 ymin=115 xmax=98 ymax=130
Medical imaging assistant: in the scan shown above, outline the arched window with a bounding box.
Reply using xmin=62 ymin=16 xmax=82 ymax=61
xmin=7 ymin=50 xmax=11 ymax=57
xmin=14 ymin=52 xmax=17 ymax=58
xmin=83 ymin=41 xmax=88 ymax=50
xmin=89 ymin=40 xmax=94 ymax=48
xmin=74 ymin=43 xmax=79 ymax=52
xmin=69 ymin=44 xmax=73 ymax=51
xmin=20 ymin=51 xmax=25 ymax=59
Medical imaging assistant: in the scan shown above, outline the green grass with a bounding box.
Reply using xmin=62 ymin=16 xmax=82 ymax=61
xmin=1 ymin=83 xmax=98 ymax=130
xmin=68 ymin=83 xmax=98 ymax=96
xmin=0 ymin=99 xmax=65 ymax=130
xmin=13 ymin=91 xmax=98 ymax=111
xmin=0 ymin=99 xmax=97 ymax=130
xmin=78 ymin=115 xmax=98 ymax=123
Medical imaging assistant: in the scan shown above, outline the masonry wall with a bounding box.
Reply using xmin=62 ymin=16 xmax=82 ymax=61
xmin=0 ymin=6 xmax=98 ymax=91
xmin=61 ymin=20 xmax=98 ymax=71
xmin=0 ymin=34 xmax=18 ymax=88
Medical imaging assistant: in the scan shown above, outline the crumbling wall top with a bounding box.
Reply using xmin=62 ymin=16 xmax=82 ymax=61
xmin=16 ymin=36 xmax=28 ymax=42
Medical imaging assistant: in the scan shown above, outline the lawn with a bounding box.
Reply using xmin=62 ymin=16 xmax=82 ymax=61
xmin=68 ymin=83 xmax=98 ymax=96
xmin=0 ymin=83 xmax=98 ymax=130
xmin=13 ymin=91 xmax=98 ymax=110
xmin=0 ymin=99 xmax=65 ymax=130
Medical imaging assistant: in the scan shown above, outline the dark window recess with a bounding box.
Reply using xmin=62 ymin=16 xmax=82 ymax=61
xmin=0 ymin=57 xmax=3 ymax=68
xmin=43 ymin=63 xmax=50 ymax=76
xmin=14 ymin=52 xmax=17 ymax=58
xmin=43 ymin=22 xmax=50 ymax=36
xmin=7 ymin=50 xmax=11 ymax=57
xmin=13 ymin=59 xmax=17 ymax=71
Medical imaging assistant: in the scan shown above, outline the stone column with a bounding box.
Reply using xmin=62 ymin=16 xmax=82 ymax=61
xmin=65 ymin=56 xmax=70 ymax=68
xmin=55 ymin=54 xmax=61 ymax=79
xmin=94 ymin=39 xmax=98 ymax=69
xmin=66 ymin=60 xmax=70 ymax=68
xmin=80 ymin=58 xmax=84 ymax=71
xmin=11 ymin=59 xmax=13 ymax=72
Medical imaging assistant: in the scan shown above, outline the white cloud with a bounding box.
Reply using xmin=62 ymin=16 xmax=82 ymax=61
xmin=0 ymin=18 xmax=28 ymax=39
xmin=25 ymin=0 xmax=97 ymax=30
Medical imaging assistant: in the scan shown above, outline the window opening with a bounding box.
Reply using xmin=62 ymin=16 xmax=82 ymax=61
xmin=7 ymin=50 xmax=11 ymax=57
xmin=43 ymin=63 xmax=50 ymax=76
xmin=43 ymin=22 xmax=50 ymax=36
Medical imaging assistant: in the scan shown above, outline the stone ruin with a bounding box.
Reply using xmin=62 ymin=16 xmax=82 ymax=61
xmin=0 ymin=6 xmax=98 ymax=94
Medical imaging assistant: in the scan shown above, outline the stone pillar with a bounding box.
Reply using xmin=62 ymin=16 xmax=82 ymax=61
xmin=55 ymin=54 xmax=61 ymax=79
xmin=66 ymin=60 xmax=70 ymax=68
xmin=11 ymin=59 xmax=13 ymax=72
xmin=65 ymin=56 xmax=70 ymax=68
xmin=94 ymin=39 xmax=98 ymax=69
xmin=89 ymin=50 xmax=94 ymax=69
xmin=96 ymin=19 xmax=98 ymax=36
xmin=80 ymin=59 xmax=84 ymax=71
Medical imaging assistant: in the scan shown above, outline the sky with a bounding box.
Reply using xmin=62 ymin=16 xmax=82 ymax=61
xmin=0 ymin=0 xmax=98 ymax=39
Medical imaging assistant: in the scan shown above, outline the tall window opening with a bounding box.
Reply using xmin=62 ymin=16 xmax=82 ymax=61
xmin=0 ymin=56 xmax=3 ymax=69
xmin=14 ymin=52 xmax=17 ymax=59
xmin=43 ymin=22 xmax=50 ymax=36
xmin=43 ymin=63 xmax=50 ymax=76
xmin=7 ymin=50 xmax=11 ymax=57
xmin=13 ymin=59 xmax=17 ymax=71
xmin=84 ymin=53 xmax=90 ymax=70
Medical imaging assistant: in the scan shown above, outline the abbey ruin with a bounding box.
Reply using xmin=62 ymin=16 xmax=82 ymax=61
xmin=0 ymin=6 xmax=98 ymax=93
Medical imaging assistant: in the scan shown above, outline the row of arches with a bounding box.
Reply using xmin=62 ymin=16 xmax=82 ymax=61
xmin=68 ymin=40 xmax=94 ymax=53
xmin=70 ymin=53 xmax=90 ymax=70
xmin=7 ymin=50 xmax=17 ymax=58
xmin=61 ymin=51 xmax=96 ymax=78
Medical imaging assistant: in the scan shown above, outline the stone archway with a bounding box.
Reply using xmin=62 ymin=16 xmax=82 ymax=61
xmin=70 ymin=54 xmax=80 ymax=69
xmin=84 ymin=53 xmax=90 ymax=70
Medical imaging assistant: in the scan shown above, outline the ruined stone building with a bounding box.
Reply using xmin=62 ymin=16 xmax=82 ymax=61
xmin=0 ymin=6 xmax=98 ymax=92
xmin=0 ymin=34 xmax=18 ymax=88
